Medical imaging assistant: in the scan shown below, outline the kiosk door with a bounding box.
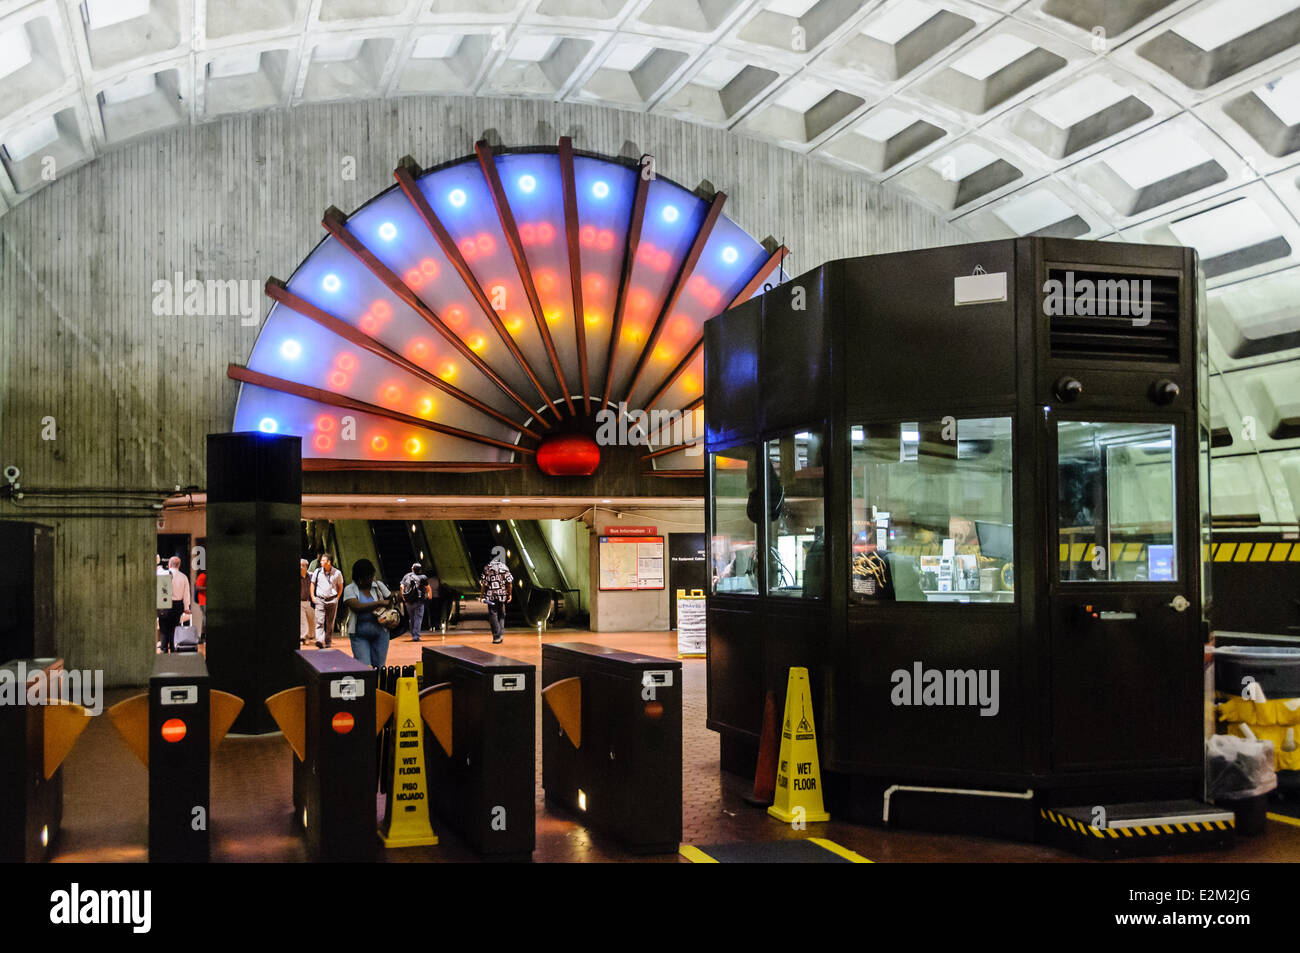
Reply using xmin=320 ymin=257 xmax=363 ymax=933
xmin=1048 ymin=419 xmax=1200 ymax=773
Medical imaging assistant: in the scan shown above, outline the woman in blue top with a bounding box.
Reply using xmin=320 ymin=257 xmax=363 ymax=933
xmin=342 ymin=559 xmax=393 ymax=668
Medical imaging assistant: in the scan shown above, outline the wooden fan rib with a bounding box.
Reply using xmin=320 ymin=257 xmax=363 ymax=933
xmin=475 ymin=140 xmax=573 ymax=415
xmin=227 ymin=364 xmax=533 ymax=457
xmin=265 ymin=279 xmax=541 ymax=443
xmin=320 ymin=207 xmax=549 ymax=431
xmin=392 ymin=163 xmax=562 ymax=423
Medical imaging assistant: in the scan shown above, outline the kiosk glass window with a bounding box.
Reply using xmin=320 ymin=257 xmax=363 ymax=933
xmin=850 ymin=417 xmax=1015 ymax=604
xmin=710 ymin=445 xmax=760 ymax=595
xmin=1057 ymin=422 xmax=1177 ymax=583
xmin=764 ymin=431 xmax=826 ymax=599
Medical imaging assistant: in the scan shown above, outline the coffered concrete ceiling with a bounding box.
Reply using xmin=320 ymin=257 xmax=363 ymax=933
xmin=2 ymin=0 xmax=1299 ymax=522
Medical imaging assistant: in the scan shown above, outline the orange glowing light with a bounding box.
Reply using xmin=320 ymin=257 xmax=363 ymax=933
xmin=623 ymin=327 xmax=643 ymax=344
xmin=654 ymin=345 xmax=672 ymax=361
xmin=409 ymin=339 xmax=430 ymax=360
xmin=405 ymin=437 xmax=422 ymax=455
xmin=544 ymin=309 xmax=562 ymax=322
xmin=579 ymin=225 xmax=596 ymax=246
xmin=336 ymin=354 xmax=357 ymax=371
xmin=585 ymin=312 xmax=602 ymax=326
xmin=537 ymin=222 xmax=555 ymax=243
xmin=583 ymin=275 xmax=604 ymax=294
xmin=329 ymin=371 xmax=348 ymax=388
xmin=418 ymin=396 xmax=435 ymax=416
xmin=459 ymin=239 xmax=477 ymax=258
xmin=440 ymin=363 xmax=456 ymax=381
xmin=596 ymin=229 xmax=614 ymax=250
xmin=371 ymin=435 xmax=389 ymax=452
xmin=476 ymin=234 xmax=494 ymax=254
xmin=671 ymin=317 xmax=692 ymax=337
xmin=360 ymin=315 xmax=377 ymax=332
xmin=655 ymin=250 xmax=671 ymax=270
xmin=506 ymin=317 xmax=524 ymax=334
xmin=683 ymin=373 xmax=701 ymax=393
xmin=161 ymin=719 xmax=187 ymax=743
xmin=372 ymin=301 xmax=391 ymax=319
xmin=405 ymin=268 xmax=423 ymax=287
xmin=446 ymin=307 xmax=465 ymax=326
xmin=631 ymin=291 xmax=649 ymax=312
xmin=468 ymin=334 xmax=486 ymax=351
xmin=419 ymin=258 xmax=439 ymax=278
xmin=536 ymin=271 xmax=555 ymax=291
xmin=519 ymin=223 xmax=536 ymax=244
xmin=316 ymin=415 xmax=336 ymax=432
xmin=382 ymin=384 xmax=402 ymax=404
xmin=314 ymin=434 xmax=333 ymax=451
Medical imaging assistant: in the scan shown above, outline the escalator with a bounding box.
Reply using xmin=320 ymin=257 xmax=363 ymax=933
xmin=369 ymin=520 xmax=418 ymax=593
xmin=456 ymin=519 xmax=570 ymax=628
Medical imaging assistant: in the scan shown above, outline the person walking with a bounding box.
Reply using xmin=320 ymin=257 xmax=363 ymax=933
xmin=479 ymin=553 xmax=513 ymax=644
xmin=310 ymin=553 xmax=344 ymax=648
xmin=399 ymin=562 xmax=429 ymax=642
xmin=157 ymin=556 xmax=192 ymax=653
xmin=342 ymin=559 xmax=393 ymax=667
xmin=299 ymin=558 xmax=313 ymax=645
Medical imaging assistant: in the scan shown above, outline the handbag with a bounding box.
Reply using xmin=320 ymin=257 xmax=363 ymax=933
xmin=374 ymin=582 xmax=402 ymax=629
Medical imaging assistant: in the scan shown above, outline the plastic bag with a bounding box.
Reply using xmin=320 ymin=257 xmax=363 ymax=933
xmin=1206 ymin=733 xmax=1278 ymax=800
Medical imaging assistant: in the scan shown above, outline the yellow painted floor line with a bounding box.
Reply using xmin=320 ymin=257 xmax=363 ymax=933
xmin=808 ymin=837 xmax=873 ymax=863
xmin=679 ymin=845 xmax=718 ymax=863
xmin=1266 ymin=812 xmax=1300 ymax=828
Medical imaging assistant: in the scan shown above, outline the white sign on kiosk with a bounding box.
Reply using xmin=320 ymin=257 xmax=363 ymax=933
xmin=676 ymin=589 xmax=706 ymax=658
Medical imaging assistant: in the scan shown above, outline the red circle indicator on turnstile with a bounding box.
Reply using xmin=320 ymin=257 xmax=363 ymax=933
xmin=161 ymin=718 xmax=187 ymax=743
xmin=332 ymin=711 xmax=355 ymax=734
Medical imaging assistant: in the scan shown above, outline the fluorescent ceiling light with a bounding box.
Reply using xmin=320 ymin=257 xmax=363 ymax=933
xmin=855 ymin=107 xmax=917 ymax=141
xmin=1102 ymin=127 xmax=1213 ymax=188
xmin=862 ymin=0 xmax=937 ymax=45
xmin=101 ymin=72 xmax=158 ymax=105
xmin=607 ymin=41 xmax=656 ymax=71
xmin=84 ymin=0 xmax=151 ymax=30
xmin=510 ymin=35 xmax=559 ymax=62
xmin=776 ymin=79 xmax=833 ymax=112
xmin=1029 ymin=74 xmax=1131 ymax=129
xmin=1173 ymin=0 xmax=1300 ymax=53
xmin=314 ymin=37 xmax=364 ymax=62
xmin=950 ymin=33 xmax=1036 ymax=81
xmin=209 ymin=51 xmax=263 ymax=79
xmin=993 ymin=187 xmax=1076 ymax=235
xmin=766 ymin=0 xmax=820 ymax=17
xmin=412 ymin=33 xmax=462 ymax=59
xmin=693 ymin=59 xmax=746 ymax=90
xmin=5 ymin=115 xmax=60 ymax=161
xmin=0 ymin=27 xmax=33 ymax=81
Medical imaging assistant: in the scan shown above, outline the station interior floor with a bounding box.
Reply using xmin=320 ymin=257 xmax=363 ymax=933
xmin=57 ymin=624 xmax=1300 ymax=863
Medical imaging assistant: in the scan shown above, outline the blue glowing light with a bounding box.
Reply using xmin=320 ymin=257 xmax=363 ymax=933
xmin=279 ymin=339 xmax=302 ymax=360
xmin=592 ymin=180 xmax=609 ymax=199
xmin=721 ymin=246 xmax=739 ymax=264
xmin=518 ymin=174 xmax=536 ymax=193
xmin=662 ymin=205 xmax=679 ymax=223
xmin=448 ymin=189 xmax=467 ymax=207
xmin=378 ymin=222 xmax=397 ymax=241
xmin=258 ymin=417 xmax=278 ymax=434
xmin=321 ymin=273 xmax=341 ymax=293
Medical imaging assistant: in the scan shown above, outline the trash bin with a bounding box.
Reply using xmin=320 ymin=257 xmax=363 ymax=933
xmin=1215 ymin=645 xmax=1300 ymax=790
xmin=1206 ymin=734 xmax=1277 ymax=835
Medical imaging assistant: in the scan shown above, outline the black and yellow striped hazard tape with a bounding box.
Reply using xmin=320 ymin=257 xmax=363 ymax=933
xmin=892 ymin=541 xmax=1298 ymax=564
xmin=1040 ymin=808 xmax=1234 ymax=839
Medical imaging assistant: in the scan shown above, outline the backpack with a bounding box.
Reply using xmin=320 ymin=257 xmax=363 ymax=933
xmin=401 ymin=573 xmax=422 ymax=603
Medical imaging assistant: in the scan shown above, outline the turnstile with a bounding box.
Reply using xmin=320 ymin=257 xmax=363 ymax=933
xmin=541 ymin=642 xmax=682 ymax=853
xmin=0 ymin=658 xmax=88 ymax=861
xmin=422 ymin=645 xmax=535 ymax=859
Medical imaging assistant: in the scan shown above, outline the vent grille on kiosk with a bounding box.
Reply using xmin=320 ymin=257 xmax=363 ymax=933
xmin=1045 ymin=268 xmax=1180 ymax=362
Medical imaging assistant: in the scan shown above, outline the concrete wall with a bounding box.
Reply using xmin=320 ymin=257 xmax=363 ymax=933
xmin=0 ymin=95 xmax=965 ymax=684
xmin=588 ymin=505 xmax=705 ymax=632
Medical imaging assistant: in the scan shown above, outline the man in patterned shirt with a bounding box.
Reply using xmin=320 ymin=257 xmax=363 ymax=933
xmin=479 ymin=553 xmax=513 ymax=644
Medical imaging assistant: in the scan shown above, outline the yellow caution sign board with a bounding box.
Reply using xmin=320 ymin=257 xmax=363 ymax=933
xmin=768 ymin=667 xmax=829 ymax=824
xmin=676 ymin=588 xmax=706 ymax=659
xmin=379 ymin=676 xmax=438 ymax=848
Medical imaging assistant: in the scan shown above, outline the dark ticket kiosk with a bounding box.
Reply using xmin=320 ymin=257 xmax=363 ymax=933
xmin=705 ymin=238 xmax=1220 ymax=849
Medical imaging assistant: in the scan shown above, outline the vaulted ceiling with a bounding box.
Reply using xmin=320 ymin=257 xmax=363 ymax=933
xmin=1 ymin=0 xmax=1298 ymax=522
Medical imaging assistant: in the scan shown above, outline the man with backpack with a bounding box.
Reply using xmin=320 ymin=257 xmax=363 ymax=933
xmin=310 ymin=553 xmax=344 ymax=648
xmin=399 ymin=562 xmax=430 ymax=643
xmin=479 ymin=553 xmax=513 ymax=645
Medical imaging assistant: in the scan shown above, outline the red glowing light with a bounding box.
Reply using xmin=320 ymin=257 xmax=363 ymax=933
xmin=519 ymin=223 xmax=536 ymax=244
xmin=446 ymin=307 xmax=465 ymax=326
xmin=579 ymin=225 xmax=596 ymax=246
xmin=360 ymin=315 xmax=377 ymax=332
xmin=671 ymin=317 xmax=692 ymax=337
xmin=419 ymin=258 xmax=438 ymax=278
xmin=331 ymin=712 xmax=354 ymax=734
xmin=537 ymin=222 xmax=555 ymax=243
xmin=459 ymin=239 xmax=477 ymax=258
xmin=476 ymin=234 xmax=494 ymax=254
xmin=405 ymin=268 xmax=423 ymax=288
xmin=372 ymin=300 xmax=391 ymax=319
xmin=315 ymin=434 xmax=333 ymax=451
xmin=409 ymin=339 xmax=430 ymax=360
xmin=596 ymin=229 xmax=614 ymax=250
xmin=329 ymin=371 xmax=348 ymax=388
xmin=316 ymin=415 xmax=336 ymax=432
xmin=655 ymin=250 xmax=671 ymax=270
xmin=583 ymin=274 xmax=604 ymax=294
xmin=382 ymin=384 xmax=402 ymax=404
xmin=336 ymin=354 xmax=357 ymax=371
xmin=161 ymin=719 xmax=187 ymax=743
xmin=536 ymin=433 xmax=601 ymax=477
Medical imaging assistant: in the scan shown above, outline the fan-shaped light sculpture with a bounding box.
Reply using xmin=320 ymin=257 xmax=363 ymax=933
xmin=228 ymin=138 xmax=788 ymax=477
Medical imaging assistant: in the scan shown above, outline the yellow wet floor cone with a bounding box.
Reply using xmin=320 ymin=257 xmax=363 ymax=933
xmin=768 ymin=667 xmax=829 ymax=824
xmin=379 ymin=676 xmax=438 ymax=848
